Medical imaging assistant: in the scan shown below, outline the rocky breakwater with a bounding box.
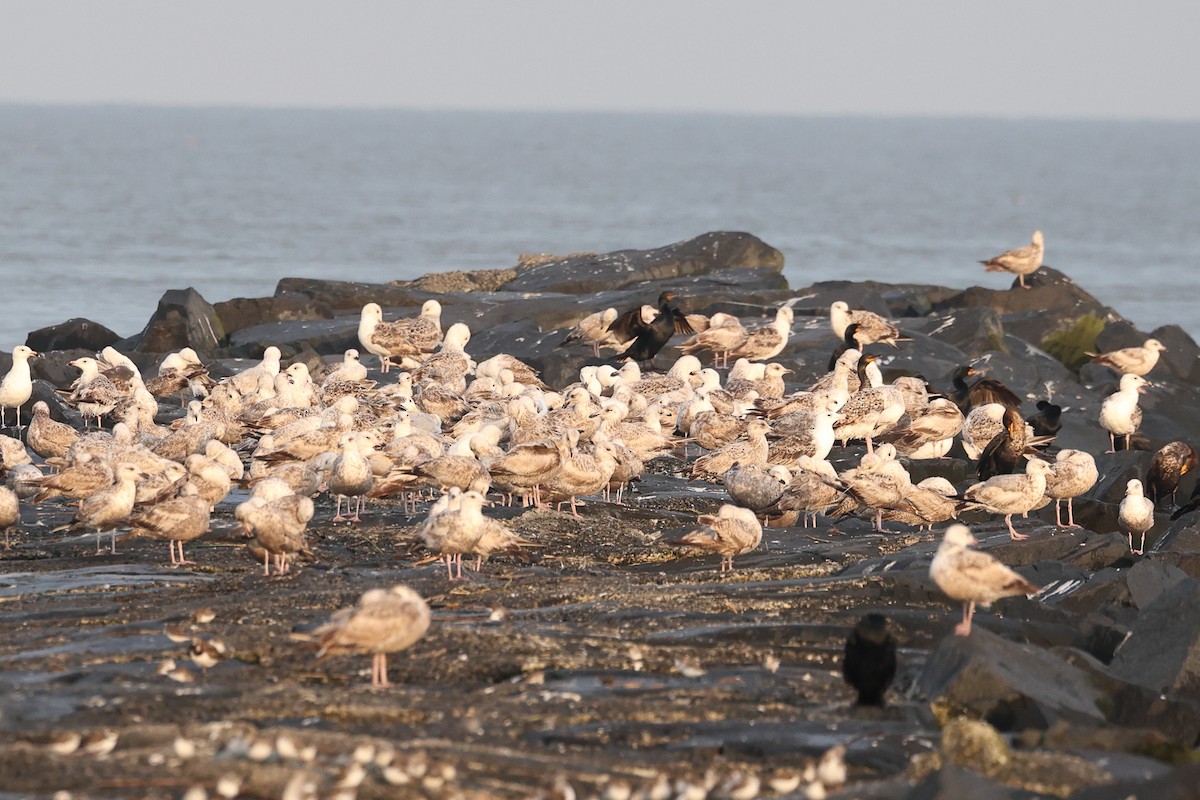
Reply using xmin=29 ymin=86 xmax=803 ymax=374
xmin=2 ymin=230 xmax=1200 ymax=798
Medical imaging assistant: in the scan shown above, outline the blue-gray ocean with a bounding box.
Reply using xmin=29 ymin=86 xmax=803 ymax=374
xmin=2 ymin=105 xmax=1197 ymax=348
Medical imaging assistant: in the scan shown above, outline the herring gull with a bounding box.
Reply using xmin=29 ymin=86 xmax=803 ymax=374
xmin=929 ymin=524 xmax=1039 ymax=636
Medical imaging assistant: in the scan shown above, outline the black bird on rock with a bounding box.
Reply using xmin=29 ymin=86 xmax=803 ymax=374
xmin=949 ymin=365 xmax=1022 ymax=412
xmin=1148 ymin=441 xmax=1198 ymax=507
xmin=827 ymin=323 xmax=864 ymax=371
xmin=1025 ymin=399 xmax=1062 ymax=441
xmin=842 ymin=613 xmax=897 ymax=707
xmin=608 ymin=291 xmax=694 ymax=367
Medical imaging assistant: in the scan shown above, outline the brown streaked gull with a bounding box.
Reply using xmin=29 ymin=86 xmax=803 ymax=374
xmin=962 ymin=458 xmax=1053 ymax=540
xmin=980 ymin=230 xmax=1044 ymax=289
xmin=313 ymin=585 xmax=431 ymax=688
xmin=671 ymin=503 xmax=763 ymax=573
xmin=929 ymin=524 xmax=1039 ymax=636
xmin=1043 ymin=449 xmax=1098 ymax=527
xmin=1088 ymin=338 xmax=1167 ymax=377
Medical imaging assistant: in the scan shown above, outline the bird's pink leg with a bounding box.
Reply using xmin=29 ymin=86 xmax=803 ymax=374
xmin=349 ymin=496 xmax=362 ymax=523
xmin=955 ymin=601 xmax=975 ymax=636
xmin=333 ymin=495 xmax=346 ymax=523
xmin=443 ymin=554 xmax=455 ymax=580
xmin=263 ymin=550 xmax=270 ymax=576
xmin=176 ymin=541 xmax=194 ymax=565
xmin=1054 ymin=500 xmax=1063 ymax=528
xmin=1006 ymin=514 xmax=1028 ymax=541
xmin=1066 ymin=498 xmax=1081 ymax=528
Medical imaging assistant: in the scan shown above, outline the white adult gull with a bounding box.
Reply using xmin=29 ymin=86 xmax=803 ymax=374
xmin=0 ymin=346 xmax=38 ymax=428
xmin=1099 ymin=374 xmax=1148 ymax=452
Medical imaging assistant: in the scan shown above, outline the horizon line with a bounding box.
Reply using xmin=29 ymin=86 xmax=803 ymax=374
xmin=2 ymin=99 xmax=1198 ymax=125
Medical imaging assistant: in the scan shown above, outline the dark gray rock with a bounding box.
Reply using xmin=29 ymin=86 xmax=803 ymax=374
xmin=1151 ymin=324 xmax=1200 ymax=385
xmin=213 ymin=293 xmax=335 ymax=335
xmin=1109 ymin=577 xmax=1200 ymax=702
xmin=1055 ymin=648 xmax=1200 ymax=747
xmin=132 ymin=288 xmax=226 ymax=356
xmin=273 ymin=277 xmax=428 ymax=312
xmin=499 ymin=231 xmax=784 ymax=294
xmin=906 ymin=765 xmax=1029 ymax=800
xmin=1070 ymin=763 xmax=1200 ymax=800
xmin=920 ymin=307 xmax=1008 ymax=358
xmin=25 ymin=318 xmax=121 ymax=353
xmin=917 ymin=628 xmax=1108 ymax=730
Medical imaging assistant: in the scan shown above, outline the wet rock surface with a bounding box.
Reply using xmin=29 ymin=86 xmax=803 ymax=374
xmin=3 ymin=231 xmax=1200 ymax=797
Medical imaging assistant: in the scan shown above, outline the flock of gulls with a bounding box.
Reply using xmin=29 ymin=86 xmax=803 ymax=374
xmin=0 ymin=230 xmax=1190 ymax=712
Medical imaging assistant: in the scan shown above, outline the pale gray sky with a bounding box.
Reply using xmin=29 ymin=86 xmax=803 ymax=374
xmin=3 ymin=1 xmax=1199 ymax=119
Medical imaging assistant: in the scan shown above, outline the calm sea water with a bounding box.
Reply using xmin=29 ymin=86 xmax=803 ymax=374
xmin=2 ymin=105 xmax=1198 ymax=348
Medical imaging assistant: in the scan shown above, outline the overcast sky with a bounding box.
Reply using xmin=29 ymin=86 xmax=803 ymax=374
xmin=3 ymin=1 xmax=1199 ymax=119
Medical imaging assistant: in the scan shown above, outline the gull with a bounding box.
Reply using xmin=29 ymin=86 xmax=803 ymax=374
xmin=691 ymin=418 xmax=771 ymax=480
xmin=72 ymin=462 xmax=143 ymax=554
xmin=323 ymin=348 xmax=370 ymax=384
xmin=722 ymin=463 xmax=790 ymax=515
xmin=1088 ymin=338 xmax=1167 ymax=377
xmin=677 ymin=312 xmax=748 ymax=368
xmin=239 ymin=494 xmax=315 ymax=576
xmin=559 ymin=307 xmax=621 ymax=356
xmin=1119 ymin=478 xmax=1155 ymax=555
xmin=776 ymin=456 xmax=844 ymax=528
xmin=418 ymin=488 xmax=491 ymax=579
xmin=358 ymin=300 xmax=443 ymax=373
xmin=980 ymin=230 xmax=1044 ymax=289
xmin=962 ymin=459 xmax=1054 ymax=540
xmin=883 ymin=397 xmax=963 ymax=460
xmin=832 ymin=354 xmax=905 ymax=453
xmin=0 ymin=485 xmax=18 ymax=548
xmin=1099 ymin=374 xmax=1148 ymax=452
xmin=671 ymin=503 xmax=763 ymax=573
xmin=314 ymin=585 xmax=431 ymax=688
xmin=0 ymin=345 xmax=38 ymax=429
xmin=25 ymin=400 xmax=80 ymax=460
xmin=329 ymin=432 xmax=378 ymax=523
xmin=130 ymin=492 xmax=212 ymax=566
xmin=1043 ymin=449 xmax=1098 ymax=527
xmin=930 ymin=524 xmax=1040 ymax=635
xmin=829 ymin=302 xmax=903 ymax=349
xmin=726 ymin=306 xmax=794 ymax=362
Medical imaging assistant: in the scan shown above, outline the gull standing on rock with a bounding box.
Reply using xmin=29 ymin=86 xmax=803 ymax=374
xmin=559 ymin=307 xmax=621 ymax=356
xmin=980 ymin=230 xmax=1044 ymax=289
xmin=1088 ymin=338 xmax=1167 ymax=377
xmin=313 ymin=585 xmax=431 ymax=688
xmin=962 ymin=458 xmax=1054 ymax=540
xmin=726 ymin=306 xmax=794 ymax=362
xmin=829 ymin=302 xmax=903 ymax=349
xmin=358 ymin=300 xmax=443 ymax=373
xmin=1043 ymin=449 xmax=1098 ymax=528
xmin=0 ymin=346 xmax=37 ymax=429
xmin=1119 ymin=478 xmax=1155 ymax=555
xmin=1099 ymin=374 xmax=1148 ymax=452
xmin=671 ymin=503 xmax=763 ymax=573
xmin=930 ymin=524 xmax=1040 ymax=636
xmin=130 ymin=492 xmax=212 ymax=566
xmin=73 ymin=462 xmax=143 ymax=554
xmin=677 ymin=312 xmax=748 ymax=368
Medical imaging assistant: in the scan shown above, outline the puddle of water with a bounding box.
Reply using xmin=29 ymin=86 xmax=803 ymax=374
xmin=0 ymin=565 xmax=215 ymax=598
